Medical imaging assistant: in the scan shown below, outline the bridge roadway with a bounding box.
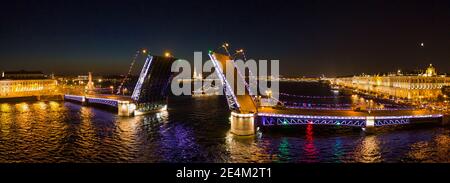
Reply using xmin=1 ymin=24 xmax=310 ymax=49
xmin=64 ymin=92 xmax=444 ymax=136
xmin=211 ymin=53 xmax=257 ymax=113
xmin=67 ymin=93 xmax=441 ymax=117
xmin=85 ymin=94 xmax=133 ymax=102
xmin=64 ymin=94 xmax=137 ymax=116
xmin=256 ymin=107 xmax=443 ymax=127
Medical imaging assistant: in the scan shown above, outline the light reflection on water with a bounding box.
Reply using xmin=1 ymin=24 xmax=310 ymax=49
xmin=332 ymin=137 xmax=344 ymax=163
xmin=0 ymin=83 xmax=449 ymax=163
xmin=354 ymin=136 xmax=382 ymax=163
xmin=303 ymin=124 xmax=319 ymax=163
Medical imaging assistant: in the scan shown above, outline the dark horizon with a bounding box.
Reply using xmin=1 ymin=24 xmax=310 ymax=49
xmin=1 ymin=0 xmax=450 ymax=77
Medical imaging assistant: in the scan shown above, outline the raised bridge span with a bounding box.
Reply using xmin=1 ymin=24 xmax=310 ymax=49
xmin=64 ymin=51 xmax=445 ymax=136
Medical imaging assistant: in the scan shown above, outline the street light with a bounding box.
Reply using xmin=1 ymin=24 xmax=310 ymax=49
xmin=232 ymin=49 xmax=247 ymax=60
xmin=221 ymin=42 xmax=231 ymax=56
xmin=164 ymin=51 xmax=171 ymax=57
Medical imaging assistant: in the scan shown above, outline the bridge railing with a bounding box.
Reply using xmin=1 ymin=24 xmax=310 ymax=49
xmin=209 ymin=53 xmax=241 ymax=110
xmin=86 ymin=97 xmax=119 ymax=108
xmin=258 ymin=113 xmax=367 ymax=127
xmin=373 ymin=114 xmax=442 ymax=126
xmin=64 ymin=94 xmax=85 ymax=103
xmin=257 ymin=113 xmax=443 ymax=127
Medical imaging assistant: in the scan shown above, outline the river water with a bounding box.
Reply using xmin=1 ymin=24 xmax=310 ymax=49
xmin=0 ymin=82 xmax=448 ymax=163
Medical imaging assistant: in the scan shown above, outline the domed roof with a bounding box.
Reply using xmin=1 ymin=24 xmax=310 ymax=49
xmin=425 ymin=64 xmax=436 ymax=76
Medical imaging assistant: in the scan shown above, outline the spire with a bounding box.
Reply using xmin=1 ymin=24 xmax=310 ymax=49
xmin=86 ymin=72 xmax=94 ymax=90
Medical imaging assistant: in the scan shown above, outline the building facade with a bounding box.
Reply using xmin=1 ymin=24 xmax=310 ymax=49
xmin=334 ymin=65 xmax=450 ymax=100
xmin=0 ymin=79 xmax=58 ymax=98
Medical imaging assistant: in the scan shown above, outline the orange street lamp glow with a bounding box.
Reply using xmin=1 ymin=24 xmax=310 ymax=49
xmin=164 ymin=52 xmax=171 ymax=57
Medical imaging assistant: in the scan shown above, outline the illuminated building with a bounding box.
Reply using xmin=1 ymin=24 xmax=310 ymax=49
xmin=1 ymin=70 xmax=58 ymax=99
xmin=442 ymin=86 xmax=450 ymax=96
xmin=1 ymin=70 xmax=46 ymax=79
xmin=0 ymin=80 xmax=58 ymax=98
xmin=334 ymin=64 xmax=450 ymax=100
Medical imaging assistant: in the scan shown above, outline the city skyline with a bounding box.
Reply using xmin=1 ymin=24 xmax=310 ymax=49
xmin=0 ymin=0 xmax=449 ymax=177
xmin=1 ymin=0 xmax=450 ymax=76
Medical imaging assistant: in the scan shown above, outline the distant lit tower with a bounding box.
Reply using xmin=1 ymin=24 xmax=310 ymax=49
xmin=193 ymin=66 xmax=202 ymax=80
xmin=86 ymin=72 xmax=94 ymax=91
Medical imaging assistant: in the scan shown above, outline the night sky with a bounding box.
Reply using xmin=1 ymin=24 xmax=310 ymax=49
xmin=1 ymin=0 xmax=449 ymax=77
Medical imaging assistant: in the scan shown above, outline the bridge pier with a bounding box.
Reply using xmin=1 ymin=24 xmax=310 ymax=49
xmin=362 ymin=116 xmax=376 ymax=133
xmin=230 ymin=112 xmax=255 ymax=136
xmin=117 ymin=101 xmax=136 ymax=116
